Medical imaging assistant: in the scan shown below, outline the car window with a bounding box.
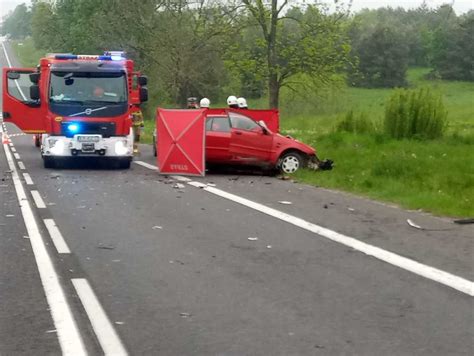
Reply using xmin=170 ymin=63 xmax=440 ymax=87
xmin=210 ymin=117 xmax=231 ymax=132
xmin=206 ymin=117 xmax=213 ymax=131
xmin=229 ymin=112 xmax=260 ymax=131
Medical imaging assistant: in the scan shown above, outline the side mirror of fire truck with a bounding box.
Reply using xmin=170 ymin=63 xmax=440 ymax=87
xmin=139 ymin=87 xmax=148 ymax=103
xmin=29 ymin=72 xmax=40 ymax=84
xmin=138 ymin=75 xmax=148 ymax=86
xmin=30 ymin=85 xmax=40 ymax=101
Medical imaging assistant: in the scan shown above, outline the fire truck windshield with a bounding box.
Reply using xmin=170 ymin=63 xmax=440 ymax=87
xmin=49 ymin=71 xmax=128 ymax=117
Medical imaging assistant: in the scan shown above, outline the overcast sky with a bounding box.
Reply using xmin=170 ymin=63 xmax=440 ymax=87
xmin=1 ymin=0 xmax=473 ymax=18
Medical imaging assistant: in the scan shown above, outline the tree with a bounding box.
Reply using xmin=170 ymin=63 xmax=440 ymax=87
xmin=431 ymin=11 xmax=474 ymax=81
xmin=238 ymin=1 xmax=351 ymax=108
xmin=0 ymin=3 xmax=31 ymax=39
xmin=348 ymin=22 xmax=409 ymax=88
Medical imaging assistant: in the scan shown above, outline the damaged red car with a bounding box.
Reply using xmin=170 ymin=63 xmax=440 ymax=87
xmin=153 ymin=110 xmax=331 ymax=174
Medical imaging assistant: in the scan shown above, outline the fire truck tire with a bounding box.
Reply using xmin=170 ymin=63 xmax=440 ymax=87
xmin=43 ymin=157 xmax=56 ymax=169
xmin=34 ymin=135 xmax=41 ymax=148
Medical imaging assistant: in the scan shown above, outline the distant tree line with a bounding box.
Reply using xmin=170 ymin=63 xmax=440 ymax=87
xmin=1 ymin=1 xmax=472 ymax=109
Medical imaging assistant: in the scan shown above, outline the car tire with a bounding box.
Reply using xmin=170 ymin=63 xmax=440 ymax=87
xmin=278 ymin=151 xmax=305 ymax=174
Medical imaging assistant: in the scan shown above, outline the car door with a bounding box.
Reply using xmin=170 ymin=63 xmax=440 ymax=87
xmin=205 ymin=115 xmax=232 ymax=162
xmin=2 ymin=68 xmax=46 ymax=133
xmin=229 ymin=112 xmax=273 ymax=163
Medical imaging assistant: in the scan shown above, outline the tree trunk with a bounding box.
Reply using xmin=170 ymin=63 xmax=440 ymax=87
xmin=268 ymin=73 xmax=279 ymax=109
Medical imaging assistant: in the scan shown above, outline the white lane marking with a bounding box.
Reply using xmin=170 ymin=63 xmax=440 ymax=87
xmin=170 ymin=175 xmax=191 ymax=182
xmin=44 ymin=219 xmax=71 ymax=254
xmin=137 ymin=161 xmax=474 ymax=296
xmin=1 ymin=41 xmax=27 ymax=101
xmin=23 ymin=172 xmax=34 ymax=185
xmin=13 ymin=152 xmax=20 ymax=160
xmin=72 ymin=279 xmax=128 ymax=356
xmin=1 ymin=143 xmax=87 ymax=354
xmin=133 ymin=160 xmax=158 ymax=170
xmin=201 ymin=185 xmax=474 ymax=296
xmin=31 ymin=190 xmax=46 ymax=209
xmin=11 ymin=146 xmax=16 ymax=152
xmin=18 ymin=161 xmax=26 ymax=170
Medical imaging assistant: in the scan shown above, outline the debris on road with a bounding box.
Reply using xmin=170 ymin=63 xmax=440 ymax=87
xmin=407 ymin=219 xmax=423 ymax=230
xmin=152 ymin=225 xmax=163 ymax=230
xmin=453 ymin=218 xmax=474 ymax=225
xmin=5 ymin=214 xmax=14 ymax=217
xmin=278 ymin=201 xmax=293 ymax=205
xmin=179 ymin=312 xmax=192 ymax=318
xmin=115 ymin=321 xmax=125 ymax=325
xmin=45 ymin=329 xmax=57 ymax=334
xmin=348 ymin=207 xmax=355 ymax=212
xmin=173 ymin=183 xmax=186 ymax=189
xmin=267 ymin=245 xmax=272 ymax=249
xmin=278 ymin=175 xmax=291 ymax=180
xmin=97 ymin=245 xmax=115 ymax=250
xmin=323 ymin=204 xmax=328 ymax=209
xmin=248 ymin=237 xmax=258 ymax=241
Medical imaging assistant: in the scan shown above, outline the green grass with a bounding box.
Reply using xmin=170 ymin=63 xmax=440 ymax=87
xmin=11 ymin=37 xmax=45 ymax=68
xmin=12 ymin=38 xmax=474 ymax=216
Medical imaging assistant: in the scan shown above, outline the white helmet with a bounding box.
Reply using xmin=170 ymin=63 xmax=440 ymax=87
xmin=200 ymin=97 xmax=210 ymax=108
xmin=237 ymin=97 xmax=248 ymax=108
xmin=227 ymin=95 xmax=238 ymax=106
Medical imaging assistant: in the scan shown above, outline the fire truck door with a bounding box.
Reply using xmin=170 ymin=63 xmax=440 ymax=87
xmin=2 ymin=68 xmax=46 ymax=133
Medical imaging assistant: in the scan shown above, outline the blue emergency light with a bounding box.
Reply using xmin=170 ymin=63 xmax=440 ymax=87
xmin=67 ymin=124 xmax=79 ymax=133
xmin=54 ymin=51 xmax=126 ymax=61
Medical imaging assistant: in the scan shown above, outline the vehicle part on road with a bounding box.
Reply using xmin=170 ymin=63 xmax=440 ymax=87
xmin=407 ymin=219 xmax=423 ymax=230
xmin=453 ymin=218 xmax=474 ymax=224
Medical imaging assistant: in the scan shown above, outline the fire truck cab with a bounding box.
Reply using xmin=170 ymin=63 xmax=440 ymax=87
xmin=2 ymin=52 xmax=148 ymax=168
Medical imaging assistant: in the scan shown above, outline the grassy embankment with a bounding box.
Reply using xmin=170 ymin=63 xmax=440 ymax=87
xmin=12 ymin=39 xmax=474 ymax=217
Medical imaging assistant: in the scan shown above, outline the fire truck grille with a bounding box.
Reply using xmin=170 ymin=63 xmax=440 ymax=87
xmin=61 ymin=122 xmax=116 ymax=138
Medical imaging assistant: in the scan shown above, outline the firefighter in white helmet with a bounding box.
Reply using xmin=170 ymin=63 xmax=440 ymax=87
xmin=227 ymin=95 xmax=239 ymax=109
xmin=237 ymin=97 xmax=248 ymax=109
xmin=200 ymin=97 xmax=210 ymax=108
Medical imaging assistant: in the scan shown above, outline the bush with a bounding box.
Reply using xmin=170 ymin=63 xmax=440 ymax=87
xmin=384 ymin=88 xmax=447 ymax=139
xmin=336 ymin=110 xmax=377 ymax=134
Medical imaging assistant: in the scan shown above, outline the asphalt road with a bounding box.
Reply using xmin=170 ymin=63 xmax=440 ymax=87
xmin=1 ymin=41 xmax=473 ymax=355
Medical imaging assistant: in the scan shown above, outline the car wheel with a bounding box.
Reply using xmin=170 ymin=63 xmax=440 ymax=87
xmin=278 ymin=151 xmax=305 ymax=174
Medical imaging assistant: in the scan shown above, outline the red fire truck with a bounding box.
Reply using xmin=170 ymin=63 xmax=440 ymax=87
xmin=2 ymin=52 xmax=148 ymax=168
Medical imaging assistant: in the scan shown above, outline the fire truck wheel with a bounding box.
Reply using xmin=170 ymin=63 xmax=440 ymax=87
xmin=34 ymin=135 xmax=41 ymax=148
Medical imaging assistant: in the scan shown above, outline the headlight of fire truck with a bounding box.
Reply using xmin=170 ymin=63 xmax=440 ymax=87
xmin=114 ymin=140 xmax=129 ymax=155
xmin=50 ymin=139 xmax=65 ymax=155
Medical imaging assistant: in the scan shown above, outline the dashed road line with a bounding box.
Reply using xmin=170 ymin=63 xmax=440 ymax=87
xmin=1 ymin=142 xmax=87 ymax=354
xmin=11 ymin=146 xmax=16 ymax=152
xmin=44 ymin=219 xmax=71 ymax=254
xmin=23 ymin=172 xmax=34 ymax=185
xmin=31 ymin=190 xmax=47 ymax=209
xmin=72 ymin=278 xmax=128 ymax=356
xmin=135 ymin=160 xmax=474 ymax=296
xmin=13 ymin=152 xmax=20 ymax=160
xmin=18 ymin=161 xmax=25 ymax=170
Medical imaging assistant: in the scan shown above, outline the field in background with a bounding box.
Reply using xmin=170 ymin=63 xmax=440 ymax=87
xmin=11 ymin=39 xmax=474 ymax=217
